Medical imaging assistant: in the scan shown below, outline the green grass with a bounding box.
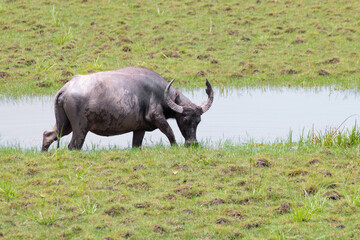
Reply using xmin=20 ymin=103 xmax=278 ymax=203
xmin=1 ymin=0 xmax=360 ymax=96
xmin=1 ymin=141 xmax=360 ymax=239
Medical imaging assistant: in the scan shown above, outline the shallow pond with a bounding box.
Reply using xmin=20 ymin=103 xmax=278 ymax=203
xmin=1 ymin=87 xmax=360 ymax=150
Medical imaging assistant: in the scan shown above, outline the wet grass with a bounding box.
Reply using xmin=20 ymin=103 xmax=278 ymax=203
xmin=1 ymin=142 xmax=360 ymax=239
xmin=1 ymin=0 xmax=360 ymax=96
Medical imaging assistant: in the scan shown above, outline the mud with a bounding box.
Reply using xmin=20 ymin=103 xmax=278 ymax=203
xmin=276 ymin=202 xmax=291 ymax=214
xmin=323 ymin=191 xmax=343 ymax=200
xmin=216 ymin=218 xmax=231 ymax=225
xmin=288 ymin=170 xmax=309 ymax=177
xmin=256 ymin=158 xmax=271 ymax=167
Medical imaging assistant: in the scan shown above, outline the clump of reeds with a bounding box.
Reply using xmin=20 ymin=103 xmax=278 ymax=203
xmin=304 ymin=116 xmax=360 ymax=147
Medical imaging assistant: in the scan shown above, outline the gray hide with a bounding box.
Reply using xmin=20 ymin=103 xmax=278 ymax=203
xmin=42 ymin=67 xmax=214 ymax=151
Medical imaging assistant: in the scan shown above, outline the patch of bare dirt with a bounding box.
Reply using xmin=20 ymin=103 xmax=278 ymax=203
xmin=122 ymin=46 xmax=131 ymax=52
xmin=245 ymin=220 xmax=263 ymax=229
xmin=154 ymin=225 xmax=165 ymax=233
xmin=288 ymin=169 xmax=309 ymax=177
xmin=196 ymin=70 xmax=206 ymax=77
xmin=216 ymin=218 xmax=231 ymax=224
xmin=241 ymin=36 xmax=251 ymax=41
xmin=307 ymin=159 xmax=320 ymax=166
xmin=36 ymin=81 xmax=52 ymax=88
xmin=8 ymin=43 xmax=20 ymax=50
xmin=256 ymin=158 xmax=271 ymax=167
xmin=120 ymin=231 xmax=132 ymax=238
xmin=293 ymin=36 xmax=305 ymax=44
xmin=182 ymin=209 xmax=193 ymax=214
xmin=134 ymin=202 xmax=150 ymax=208
xmin=319 ymin=69 xmax=330 ymax=76
xmin=26 ymin=168 xmax=39 ymax=175
xmin=325 ymin=171 xmax=332 ymax=177
xmin=197 ymin=55 xmax=210 ymax=60
xmin=153 ymin=36 xmax=164 ymax=43
xmin=62 ymin=70 xmax=73 ymax=77
xmin=230 ymin=210 xmax=247 ymax=219
xmin=229 ymin=165 xmax=245 ymax=173
xmin=207 ymin=198 xmax=225 ymax=206
xmin=127 ymin=181 xmax=150 ymax=190
xmin=165 ymin=194 xmax=176 ymax=200
xmin=323 ymin=191 xmax=343 ymax=200
xmin=321 ymin=57 xmax=340 ymax=64
xmin=0 ymin=72 xmax=10 ymax=78
xmin=174 ymin=185 xmax=203 ymax=199
xmin=231 ymin=197 xmax=252 ymax=205
xmin=104 ymin=206 xmax=125 ymax=217
xmin=229 ymin=73 xmax=244 ymax=78
xmin=275 ymin=202 xmax=291 ymax=214
xmin=304 ymin=186 xmax=317 ymax=196
xmin=133 ymin=164 xmax=144 ymax=171
xmin=162 ymin=51 xmax=180 ymax=58
xmin=280 ymin=69 xmax=298 ymax=75
xmin=229 ymin=30 xmax=239 ymax=36
xmin=95 ymin=225 xmax=108 ymax=230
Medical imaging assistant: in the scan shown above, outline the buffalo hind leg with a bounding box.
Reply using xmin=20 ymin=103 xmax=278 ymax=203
xmin=42 ymin=125 xmax=58 ymax=152
xmin=68 ymin=129 xmax=88 ymax=150
xmin=42 ymin=124 xmax=72 ymax=152
xmin=132 ymin=130 xmax=145 ymax=148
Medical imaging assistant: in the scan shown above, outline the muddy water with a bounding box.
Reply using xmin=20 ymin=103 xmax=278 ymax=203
xmin=1 ymin=87 xmax=360 ymax=150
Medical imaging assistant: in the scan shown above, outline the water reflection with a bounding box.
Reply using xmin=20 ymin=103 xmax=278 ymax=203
xmin=1 ymin=87 xmax=360 ymax=150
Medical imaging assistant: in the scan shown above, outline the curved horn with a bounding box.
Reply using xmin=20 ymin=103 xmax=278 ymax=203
xmin=164 ymin=79 xmax=184 ymax=114
xmin=200 ymin=79 xmax=214 ymax=113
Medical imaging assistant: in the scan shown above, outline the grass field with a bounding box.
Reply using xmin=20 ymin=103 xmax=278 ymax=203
xmin=2 ymin=0 xmax=360 ymax=239
xmin=1 ymin=139 xmax=360 ymax=239
xmin=1 ymin=0 xmax=360 ymax=96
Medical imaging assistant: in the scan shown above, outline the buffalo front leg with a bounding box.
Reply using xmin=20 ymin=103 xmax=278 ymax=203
xmin=152 ymin=116 xmax=176 ymax=145
xmin=132 ymin=130 xmax=145 ymax=148
xmin=146 ymin=106 xmax=176 ymax=146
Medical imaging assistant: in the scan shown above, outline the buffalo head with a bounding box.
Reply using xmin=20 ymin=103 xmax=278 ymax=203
xmin=164 ymin=79 xmax=214 ymax=146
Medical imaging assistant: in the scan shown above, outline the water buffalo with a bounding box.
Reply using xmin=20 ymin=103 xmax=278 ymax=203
xmin=42 ymin=67 xmax=213 ymax=151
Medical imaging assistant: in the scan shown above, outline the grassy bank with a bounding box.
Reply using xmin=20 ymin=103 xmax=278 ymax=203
xmin=1 ymin=0 xmax=360 ymax=96
xmin=1 ymin=141 xmax=360 ymax=239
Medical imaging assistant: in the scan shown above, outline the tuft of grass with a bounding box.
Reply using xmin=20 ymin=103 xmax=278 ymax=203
xmin=0 ymin=179 xmax=19 ymax=202
xmin=345 ymin=189 xmax=360 ymax=208
xmin=86 ymin=56 xmax=103 ymax=71
xmin=51 ymin=6 xmax=62 ymax=27
xmin=71 ymin=196 xmax=98 ymax=215
xmin=31 ymin=211 xmax=58 ymax=226
xmin=247 ymin=158 xmax=266 ymax=196
xmin=53 ymin=27 xmax=73 ymax=45
xmin=35 ymin=59 xmax=56 ymax=73
xmin=308 ymin=121 xmax=360 ymax=147
xmin=291 ymin=190 xmax=328 ymax=222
